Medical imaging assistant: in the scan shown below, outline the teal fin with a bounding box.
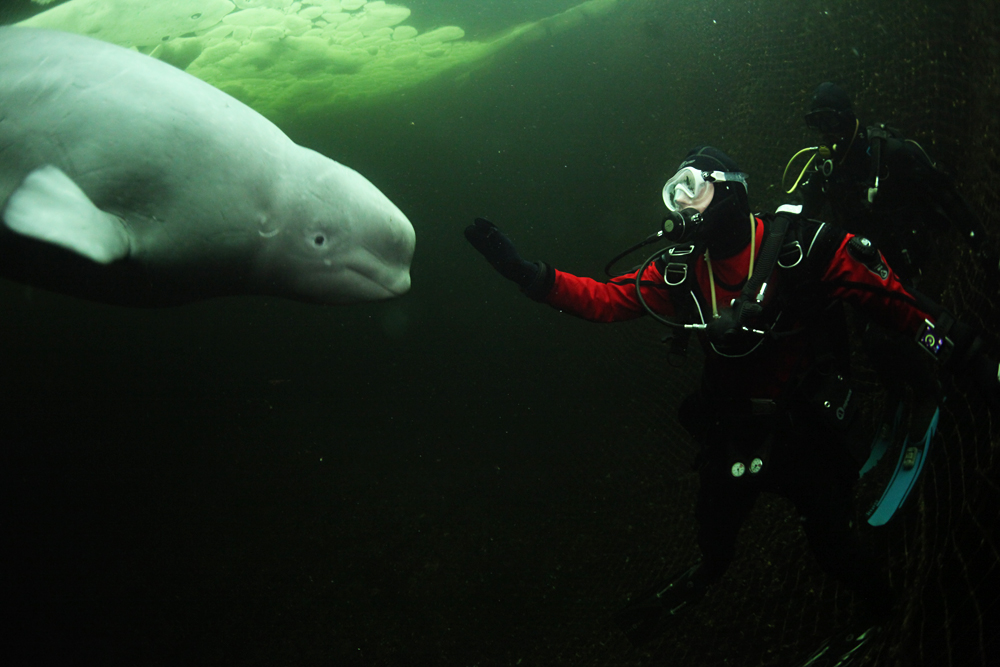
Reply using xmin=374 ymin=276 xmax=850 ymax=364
xmin=2 ymin=165 xmax=130 ymax=264
xmin=867 ymin=407 xmax=939 ymax=526
xmin=860 ymin=399 xmax=905 ymax=478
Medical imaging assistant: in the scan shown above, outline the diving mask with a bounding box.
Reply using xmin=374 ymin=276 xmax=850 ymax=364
xmin=805 ymin=106 xmax=855 ymax=139
xmin=662 ymin=167 xmax=748 ymax=213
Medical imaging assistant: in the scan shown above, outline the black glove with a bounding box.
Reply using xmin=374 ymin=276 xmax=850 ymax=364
xmin=943 ymin=323 xmax=1000 ymax=403
xmin=969 ymin=352 xmax=1000 ymax=403
xmin=464 ymin=218 xmax=541 ymax=289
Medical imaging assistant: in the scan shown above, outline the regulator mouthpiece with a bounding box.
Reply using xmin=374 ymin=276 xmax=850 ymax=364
xmin=663 ymin=208 xmax=703 ymax=242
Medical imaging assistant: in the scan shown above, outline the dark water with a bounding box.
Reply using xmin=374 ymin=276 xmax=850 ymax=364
xmin=3 ymin=1 xmax=999 ymax=666
xmin=0 ymin=3 xmax=674 ymax=665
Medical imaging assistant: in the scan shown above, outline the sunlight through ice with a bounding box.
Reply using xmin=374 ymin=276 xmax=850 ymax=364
xmin=20 ymin=0 xmax=622 ymax=122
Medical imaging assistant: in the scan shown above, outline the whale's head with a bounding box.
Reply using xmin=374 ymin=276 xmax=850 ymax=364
xmin=260 ymin=153 xmax=415 ymax=304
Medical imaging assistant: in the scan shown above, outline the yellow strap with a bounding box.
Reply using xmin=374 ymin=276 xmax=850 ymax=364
xmin=705 ymin=249 xmax=719 ymax=319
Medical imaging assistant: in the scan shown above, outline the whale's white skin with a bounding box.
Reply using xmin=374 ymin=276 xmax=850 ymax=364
xmin=0 ymin=26 xmax=415 ymax=306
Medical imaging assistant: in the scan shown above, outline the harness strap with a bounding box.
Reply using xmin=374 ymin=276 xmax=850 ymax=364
xmin=866 ymin=125 xmax=892 ymax=204
xmin=705 ymin=209 xmax=796 ymax=341
xmin=742 ymin=212 xmax=791 ymax=306
xmin=657 ymin=247 xmax=704 ymax=358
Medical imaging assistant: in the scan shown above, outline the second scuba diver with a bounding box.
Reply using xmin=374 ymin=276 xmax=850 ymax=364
xmin=787 ymin=83 xmax=1000 ymax=524
xmin=464 ymin=145 xmax=1000 ymax=645
xmin=790 ymin=81 xmax=992 ymax=280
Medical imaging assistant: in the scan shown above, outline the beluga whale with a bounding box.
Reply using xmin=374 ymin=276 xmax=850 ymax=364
xmin=0 ymin=26 xmax=415 ymax=306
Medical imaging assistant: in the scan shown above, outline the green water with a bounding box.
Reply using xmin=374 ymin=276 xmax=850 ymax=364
xmin=2 ymin=1 xmax=998 ymax=665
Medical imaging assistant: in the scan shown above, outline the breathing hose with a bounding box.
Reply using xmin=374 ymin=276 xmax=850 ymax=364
xmin=781 ymin=147 xmax=819 ymax=194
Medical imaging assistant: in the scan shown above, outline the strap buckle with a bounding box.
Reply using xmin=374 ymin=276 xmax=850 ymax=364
xmin=778 ymin=240 xmax=804 ymax=269
xmin=668 ymin=244 xmax=696 ymax=257
xmin=664 ymin=262 xmax=688 ymax=286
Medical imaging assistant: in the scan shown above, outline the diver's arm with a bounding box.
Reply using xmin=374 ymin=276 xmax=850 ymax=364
xmin=818 ymin=230 xmax=932 ymax=334
xmin=895 ymin=140 xmax=990 ymax=250
xmin=464 ymin=217 xmax=671 ymax=322
xmin=933 ymin=186 xmax=991 ymax=251
xmin=464 ymin=218 xmax=552 ymax=300
xmin=923 ymin=180 xmax=994 ymax=263
xmin=544 ymin=264 xmax=668 ymax=323
xmin=815 ymin=225 xmax=1000 ymax=395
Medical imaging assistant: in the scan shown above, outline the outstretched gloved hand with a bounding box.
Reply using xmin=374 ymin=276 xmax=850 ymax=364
xmin=464 ymin=218 xmax=541 ymax=289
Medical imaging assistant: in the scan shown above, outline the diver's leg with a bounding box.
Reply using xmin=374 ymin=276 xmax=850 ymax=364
xmin=784 ymin=446 xmax=894 ymax=618
xmin=694 ymin=459 xmax=759 ymax=586
xmin=863 ymin=320 xmax=943 ymax=495
xmin=864 ymin=320 xmax=942 ymax=453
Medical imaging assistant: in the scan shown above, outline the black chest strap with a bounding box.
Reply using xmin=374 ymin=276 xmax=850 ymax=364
xmin=658 ymin=211 xmax=799 ymax=356
xmin=704 ymin=210 xmax=795 ymax=342
xmin=659 ymin=243 xmax=702 ymax=359
xmin=865 ymin=124 xmax=900 ymax=205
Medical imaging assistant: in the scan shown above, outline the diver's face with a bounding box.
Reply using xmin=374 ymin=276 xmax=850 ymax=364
xmin=662 ymin=167 xmax=716 ymax=213
xmin=695 ymin=183 xmax=752 ymax=251
xmin=806 ymin=107 xmax=855 ymax=145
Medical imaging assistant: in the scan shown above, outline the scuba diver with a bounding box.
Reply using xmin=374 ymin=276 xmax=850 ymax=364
xmin=787 ymin=83 xmax=999 ymax=525
xmin=788 ymin=81 xmax=992 ymax=281
xmin=464 ymin=146 xmax=1000 ymax=646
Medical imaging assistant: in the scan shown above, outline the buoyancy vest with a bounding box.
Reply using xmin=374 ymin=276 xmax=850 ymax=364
xmin=658 ymin=213 xmax=854 ymax=388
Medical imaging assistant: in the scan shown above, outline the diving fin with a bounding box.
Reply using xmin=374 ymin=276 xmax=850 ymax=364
xmin=614 ymin=562 xmax=705 ymax=646
xmin=859 ymin=399 xmax=905 ymax=478
xmin=2 ymin=165 xmax=130 ymax=264
xmin=867 ymin=406 xmax=939 ymax=526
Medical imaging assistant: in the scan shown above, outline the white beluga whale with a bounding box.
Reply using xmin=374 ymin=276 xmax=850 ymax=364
xmin=0 ymin=26 xmax=415 ymax=306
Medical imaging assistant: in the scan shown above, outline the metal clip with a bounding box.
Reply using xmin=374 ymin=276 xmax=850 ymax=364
xmin=778 ymin=240 xmax=803 ymax=269
xmin=668 ymin=244 xmax=696 ymax=257
xmin=664 ymin=262 xmax=688 ymax=286
xmin=755 ymin=282 xmax=768 ymax=303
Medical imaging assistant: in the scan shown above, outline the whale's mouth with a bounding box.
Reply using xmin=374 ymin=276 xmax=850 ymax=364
xmin=339 ymin=218 xmax=415 ymax=301
xmin=285 ymin=244 xmax=412 ymax=304
xmin=345 ymin=262 xmax=412 ymax=301
xmin=342 ymin=245 xmax=413 ymax=300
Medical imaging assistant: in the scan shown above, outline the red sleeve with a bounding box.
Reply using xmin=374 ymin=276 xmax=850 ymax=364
xmin=544 ymin=261 xmax=675 ymax=323
xmin=821 ymin=233 xmax=933 ymax=333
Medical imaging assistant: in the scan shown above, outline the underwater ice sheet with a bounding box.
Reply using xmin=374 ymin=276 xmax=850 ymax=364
xmin=19 ymin=0 xmax=623 ymax=122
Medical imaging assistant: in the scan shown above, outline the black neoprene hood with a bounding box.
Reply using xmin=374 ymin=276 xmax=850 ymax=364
xmin=679 ymin=145 xmax=741 ymax=173
xmin=808 ymin=82 xmax=853 ymax=114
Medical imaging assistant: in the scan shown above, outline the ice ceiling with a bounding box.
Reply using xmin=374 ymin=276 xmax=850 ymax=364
xmin=20 ymin=0 xmax=622 ymax=122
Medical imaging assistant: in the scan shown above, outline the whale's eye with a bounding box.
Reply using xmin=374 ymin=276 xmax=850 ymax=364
xmin=191 ymin=13 xmax=202 ymax=20
xmin=313 ymin=234 xmax=326 ymax=247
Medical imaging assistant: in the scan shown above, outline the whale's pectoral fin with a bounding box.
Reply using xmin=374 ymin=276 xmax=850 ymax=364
xmin=2 ymin=166 xmax=130 ymax=264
